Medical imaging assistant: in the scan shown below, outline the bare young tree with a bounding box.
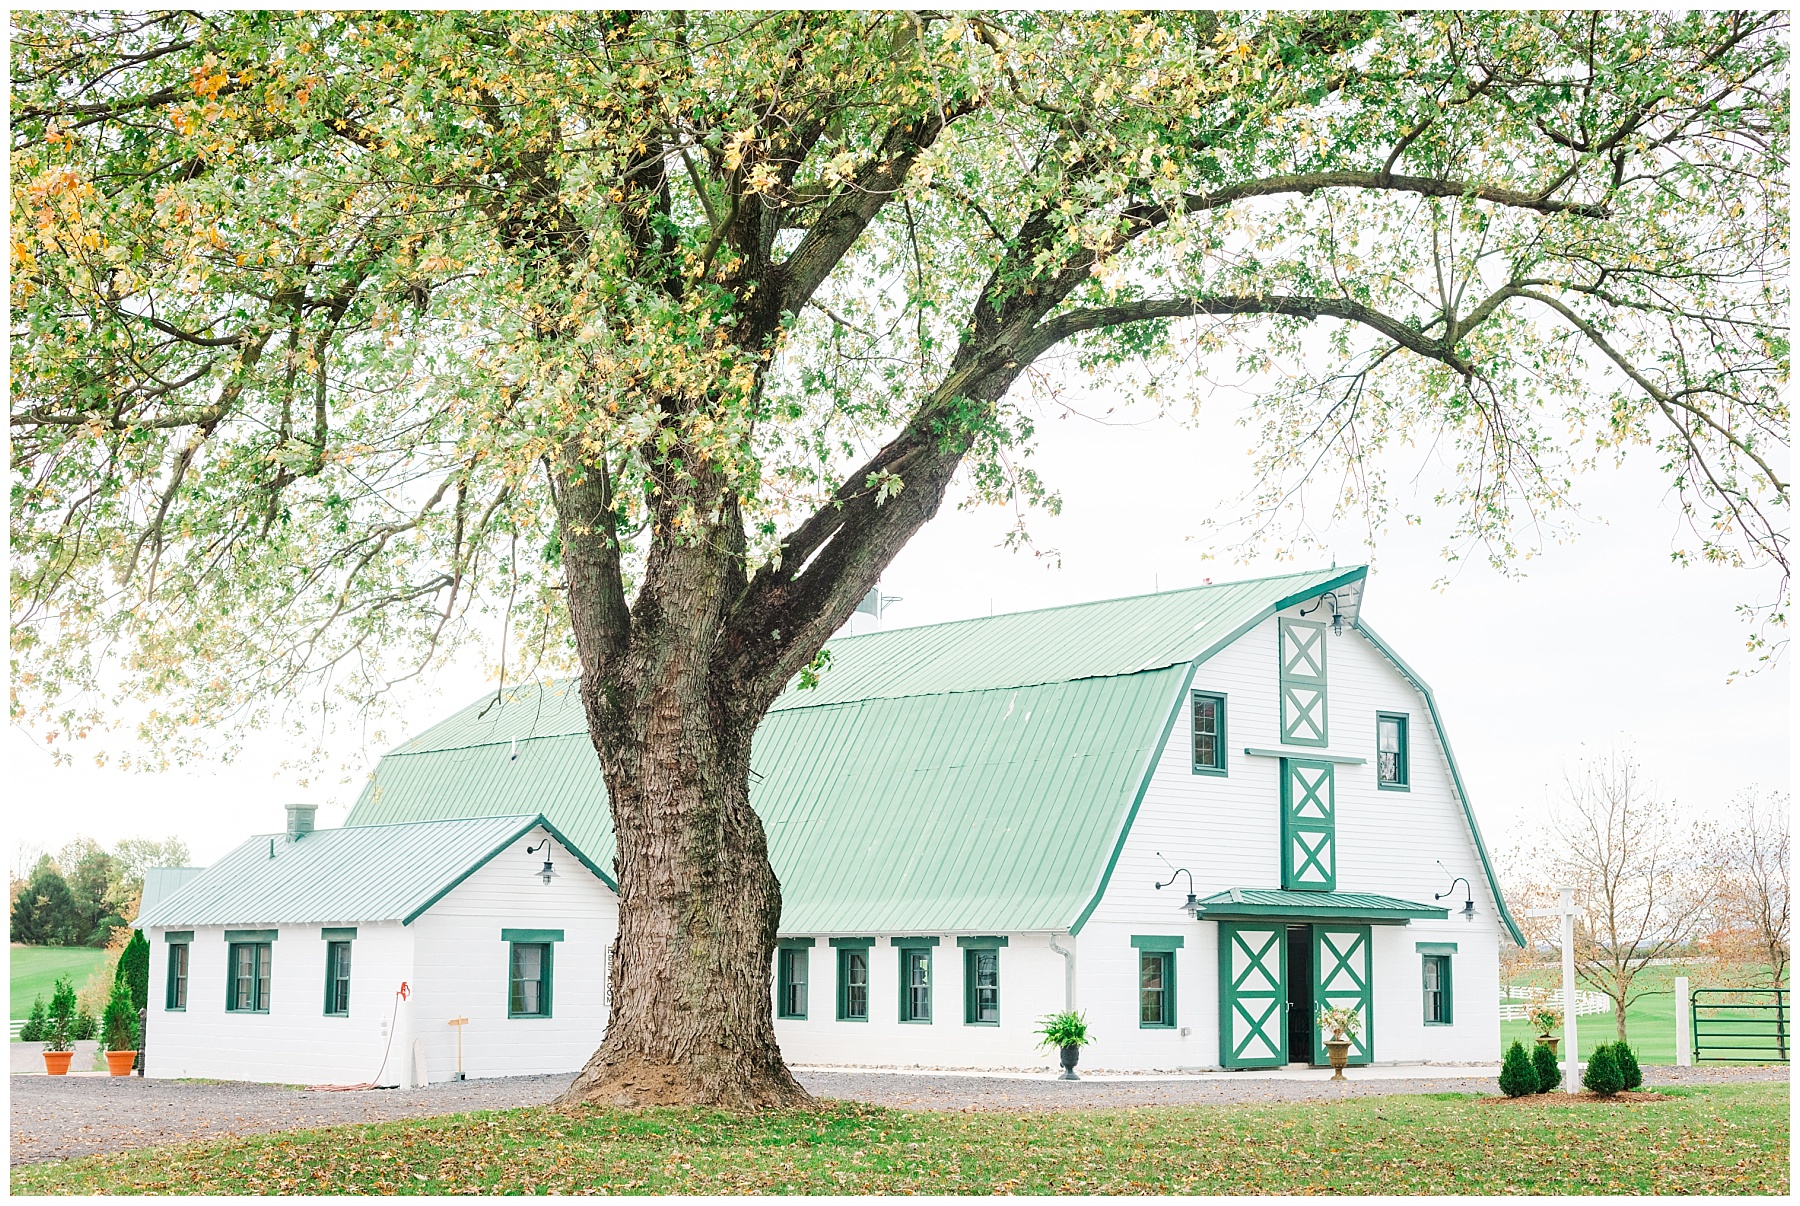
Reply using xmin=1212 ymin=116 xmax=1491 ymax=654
xmin=1710 ymin=789 xmax=1791 ymax=989
xmin=1534 ymin=750 xmax=1715 ymax=1042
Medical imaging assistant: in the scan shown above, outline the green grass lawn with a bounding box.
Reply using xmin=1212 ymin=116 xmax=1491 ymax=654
xmin=10 ymin=945 xmax=111 ymax=1021
xmin=1501 ymin=990 xmax=1677 ymax=1063
xmin=12 ymin=1083 xmax=1787 ymax=1195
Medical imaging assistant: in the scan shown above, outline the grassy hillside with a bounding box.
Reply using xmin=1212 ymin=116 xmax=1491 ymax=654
xmin=11 ymin=945 xmax=111 ymax=1021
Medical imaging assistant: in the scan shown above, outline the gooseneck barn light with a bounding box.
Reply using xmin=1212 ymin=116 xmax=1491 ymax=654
xmin=526 ymin=837 xmax=557 ymax=886
xmin=1435 ymin=871 xmax=1476 ymax=922
xmin=1299 ymin=590 xmax=1346 ymax=636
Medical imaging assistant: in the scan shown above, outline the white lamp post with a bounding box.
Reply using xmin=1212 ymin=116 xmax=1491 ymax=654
xmin=1525 ymin=886 xmax=1582 ymax=1093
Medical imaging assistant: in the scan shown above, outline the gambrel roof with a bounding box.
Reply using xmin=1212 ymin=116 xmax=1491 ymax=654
xmin=136 ymin=814 xmax=609 ymax=930
xmin=344 ymin=565 xmax=1520 ymax=941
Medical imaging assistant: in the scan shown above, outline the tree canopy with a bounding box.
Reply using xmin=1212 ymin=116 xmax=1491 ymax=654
xmin=11 ymin=9 xmax=1788 ymax=758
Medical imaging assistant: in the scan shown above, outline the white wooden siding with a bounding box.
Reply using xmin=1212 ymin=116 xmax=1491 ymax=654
xmin=772 ymin=935 xmax=1070 ymax=1069
xmin=144 ymin=823 xmax=618 ymax=1085
xmin=1078 ymin=602 xmax=1507 ymax=1069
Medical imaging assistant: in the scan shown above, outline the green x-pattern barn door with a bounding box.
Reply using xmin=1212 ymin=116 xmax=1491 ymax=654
xmin=1278 ymin=619 xmax=1329 ymax=746
xmin=1312 ymin=924 xmax=1373 ymax=1064
xmin=1281 ymin=759 xmax=1336 ymax=891
xmin=1217 ymin=923 xmax=1286 ymax=1068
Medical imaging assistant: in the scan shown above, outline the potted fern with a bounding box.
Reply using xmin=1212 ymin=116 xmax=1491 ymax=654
xmin=1316 ymin=1004 xmax=1362 ymax=1079
xmin=1036 ymin=1010 xmax=1093 ymax=1080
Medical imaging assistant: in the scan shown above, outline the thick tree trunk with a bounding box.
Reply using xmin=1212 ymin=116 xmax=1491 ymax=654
xmin=555 ymin=453 xmax=808 ymax=1109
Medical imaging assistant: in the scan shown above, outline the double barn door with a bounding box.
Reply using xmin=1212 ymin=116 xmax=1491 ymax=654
xmin=1217 ymin=922 xmax=1374 ymax=1069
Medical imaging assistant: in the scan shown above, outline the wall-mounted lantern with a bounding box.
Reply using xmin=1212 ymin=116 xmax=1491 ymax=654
xmin=1435 ymin=866 xmax=1476 ymax=921
xmin=526 ymin=837 xmax=557 ymax=886
xmin=1154 ymin=852 xmax=1197 ymax=911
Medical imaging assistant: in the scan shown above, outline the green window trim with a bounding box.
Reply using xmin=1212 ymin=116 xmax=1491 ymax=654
xmin=963 ymin=947 xmax=1000 ymax=1026
xmin=1191 ymin=690 xmax=1228 ymax=775
xmin=835 ymin=946 xmax=870 ymax=1021
xmin=500 ymin=928 xmax=564 ymax=943
xmin=321 ymin=926 xmax=358 ymax=941
xmin=778 ymin=937 xmax=817 ymax=949
xmin=898 ymin=946 xmax=933 ymax=1023
xmin=829 ymin=936 xmax=875 ymax=949
xmin=164 ymin=941 xmax=189 ymax=1011
xmin=225 ymin=928 xmax=278 ymax=943
xmin=955 ymin=936 xmax=1009 ymax=949
xmin=225 ymin=942 xmax=272 ymax=1013
xmin=1138 ymin=949 xmax=1177 ymax=1029
xmin=776 ymin=947 xmax=809 ymax=1019
xmin=1376 ymin=712 xmax=1410 ymax=790
xmin=891 ymin=936 xmax=940 ymax=948
xmin=1277 ymin=617 xmax=1329 ymax=746
xmin=1414 ymin=941 xmax=1459 ymax=955
xmin=323 ymin=940 xmax=353 ymax=1017
xmin=162 ymin=930 xmax=194 ymax=944
xmin=1422 ymin=952 xmax=1454 ymax=1025
xmin=1130 ymin=934 xmax=1186 ymax=951
xmin=507 ymin=941 xmax=554 ymax=1018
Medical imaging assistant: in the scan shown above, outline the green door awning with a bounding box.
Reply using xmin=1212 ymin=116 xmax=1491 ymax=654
xmin=1194 ymin=888 xmax=1448 ymax=925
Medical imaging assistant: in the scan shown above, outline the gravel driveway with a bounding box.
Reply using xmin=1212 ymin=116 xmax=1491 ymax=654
xmin=10 ymin=1063 xmax=1785 ymax=1167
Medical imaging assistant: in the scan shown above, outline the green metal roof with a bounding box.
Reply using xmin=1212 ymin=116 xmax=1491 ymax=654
xmin=342 ymin=564 xmax=1518 ymax=936
xmin=136 ymin=814 xmax=608 ymax=929
xmin=1193 ymin=888 xmax=1449 ymax=923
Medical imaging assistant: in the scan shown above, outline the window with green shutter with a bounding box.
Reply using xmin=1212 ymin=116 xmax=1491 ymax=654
xmin=1278 ymin=618 xmax=1328 ymax=746
xmin=323 ymin=940 xmax=353 ymax=1016
xmin=508 ymin=942 xmax=553 ymax=1017
xmin=898 ymin=947 xmax=933 ymax=1023
xmin=1377 ymin=712 xmax=1409 ymax=789
xmin=964 ymin=948 xmax=999 ymax=1025
xmin=777 ymin=947 xmax=809 ymax=1019
xmin=1422 ymin=953 xmax=1453 ymax=1024
xmin=226 ymin=942 xmax=271 ymax=1013
xmin=1191 ymin=691 xmax=1227 ymax=775
xmin=1138 ymin=951 xmax=1175 ymax=1028
xmin=165 ymin=942 xmax=189 ymax=1011
xmin=836 ymin=947 xmax=869 ymax=1021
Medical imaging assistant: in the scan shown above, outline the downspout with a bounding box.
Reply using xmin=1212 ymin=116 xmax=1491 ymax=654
xmin=1047 ymin=933 xmax=1076 ymax=1011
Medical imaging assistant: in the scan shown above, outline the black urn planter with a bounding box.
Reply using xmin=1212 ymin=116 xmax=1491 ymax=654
xmin=1059 ymin=1043 xmax=1081 ymax=1080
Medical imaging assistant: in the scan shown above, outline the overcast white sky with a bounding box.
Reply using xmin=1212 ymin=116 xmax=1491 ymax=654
xmin=9 ymin=373 xmax=1790 ymax=870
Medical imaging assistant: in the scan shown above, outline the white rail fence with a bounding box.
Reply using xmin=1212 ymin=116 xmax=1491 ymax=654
xmin=1498 ymin=985 xmax=1613 ymax=1021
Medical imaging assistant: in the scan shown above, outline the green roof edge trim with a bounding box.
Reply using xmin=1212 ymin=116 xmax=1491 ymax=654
xmin=400 ymin=814 xmax=614 ymax=925
xmin=1069 ymin=566 xmax=1369 ymax=936
xmin=1354 ymin=619 xmax=1525 ymax=947
xmin=1196 ymin=900 xmax=1445 ymax=922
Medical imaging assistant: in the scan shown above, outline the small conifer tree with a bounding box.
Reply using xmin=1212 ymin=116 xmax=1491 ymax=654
xmin=1499 ymin=1040 xmax=1536 ymax=1097
xmin=101 ymin=973 xmax=139 ymax=1053
xmin=1532 ymin=1041 xmax=1560 ymax=1093
xmin=1583 ymin=1044 xmax=1625 ymax=1096
xmin=116 ymin=929 xmax=151 ymax=1013
xmin=19 ymin=995 xmax=49 ymax=1042
xmin=1609 ymin=1041 xmax=1642 ymax=1091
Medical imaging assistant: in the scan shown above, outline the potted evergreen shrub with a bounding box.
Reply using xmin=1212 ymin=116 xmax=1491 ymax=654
xmin=42 ymin=977 xmax=76 ymax=1075
xmin=1316 ymin=1005 xmax=1361 ymax=1079
xmin=1036 ymin=1010 xmax=1092 ymax=1080
xmin=101 ymin=975 xmax=140 ymax=1076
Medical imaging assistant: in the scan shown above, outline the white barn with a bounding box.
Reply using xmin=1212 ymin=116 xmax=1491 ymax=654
xmin=135 ymin=813 xmax=617 ymax=1086
xmin=142 ymin=565 xmax=1520 ymax=1081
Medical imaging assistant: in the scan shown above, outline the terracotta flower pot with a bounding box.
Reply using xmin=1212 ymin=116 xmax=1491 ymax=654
xmin=42 ymin=1050 xmax=74 ymax=1076
xmin=1323 ymin=1037 xmax=1352 ymax=1080
xmin=105 ymin=1050 xmax=138 ymax=1076
xmin=1059 ymin=1044 xmax=1081 ymax=1081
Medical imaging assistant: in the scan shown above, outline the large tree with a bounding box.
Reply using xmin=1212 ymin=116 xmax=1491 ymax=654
xmin=11 ymin=11 xmax=1787 ymax=1104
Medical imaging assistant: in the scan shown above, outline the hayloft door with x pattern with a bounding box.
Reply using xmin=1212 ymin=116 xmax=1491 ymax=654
xmin=1217 ymin=922 xmax=1287 ymax=1068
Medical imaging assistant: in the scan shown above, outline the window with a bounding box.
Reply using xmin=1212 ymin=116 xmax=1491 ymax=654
xmin=324 ymin=941 xmax=353 ymax=1016
xmin=1377 ymin=713 xmax=1409 ymax=789
xmin=1139 ymin=951 xmax=1175 ymax=1028
xmin=898 ymin=947 xmax=932 ymax=1023
xmin=508 ymin=942 xmax=553 ymax=1017
xmin=964 ymin=948 xmax=999 ymax=1025
xmin=1191 ymin=692 xmax=1228 ymax=775
xmin=165 ymin=942 xmax=189 ymax=1011
xmin=777 ymin=947 xmax=809 ymax=1019
xmin=227 ymin=943 xmax=272 ymax=1013
xmin=1422 ymin=953 xmax=1453 ymax=1024
xmin=836 ymin=948 xmax=869 ymax=1021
